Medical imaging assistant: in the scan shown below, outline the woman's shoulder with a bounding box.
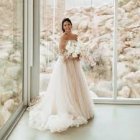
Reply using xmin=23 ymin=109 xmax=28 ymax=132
xmin=71 ymin=33 xmax=78 ymax=38
xmin=73 ymin=33 xmax=78 ymax=37
xmin=60 ymin=33 xmax=78 ymax=41
xmin=60 ymin=33 xmax=68 ymax=41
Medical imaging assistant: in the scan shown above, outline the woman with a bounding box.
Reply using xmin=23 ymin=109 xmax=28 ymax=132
xmin=29 ymin=18 xmax=94 ymax=133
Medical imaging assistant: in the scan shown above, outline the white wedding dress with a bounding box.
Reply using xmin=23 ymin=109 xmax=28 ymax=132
xmin=29 ymin=40 xmax=94 ymax=133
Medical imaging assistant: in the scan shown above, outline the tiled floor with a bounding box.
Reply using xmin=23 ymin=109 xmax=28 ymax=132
xmin=8 ymin=104 xmax=140 ymax=140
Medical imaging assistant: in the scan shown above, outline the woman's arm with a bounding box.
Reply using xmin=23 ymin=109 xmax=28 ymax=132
xmin=59 ymin=35 xmax=69 ymax=61
xmin=59 ymin=36 xmax=66 ymax=54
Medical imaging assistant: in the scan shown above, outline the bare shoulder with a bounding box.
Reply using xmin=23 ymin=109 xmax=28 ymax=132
xmin=60 ymin=33 xmax=68 ymax=41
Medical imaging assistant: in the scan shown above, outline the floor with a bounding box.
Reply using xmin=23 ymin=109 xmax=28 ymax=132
xmin=8 ymin=104 xmax=140 ymax=140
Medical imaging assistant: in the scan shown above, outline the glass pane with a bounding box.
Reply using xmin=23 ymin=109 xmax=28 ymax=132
xmin=117 ymin=0 xmax=140 ymax=99
xmin=0 ymin=0 xmax=23 ymax=128
xmin=40 ymin=0 xmax=114 ymax=99
xmin=40 ymin=0 xmax=55 ymax=94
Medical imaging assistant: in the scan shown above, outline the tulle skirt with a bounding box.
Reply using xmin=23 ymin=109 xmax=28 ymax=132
xmin=29 ymin=56 xmax=94 ymax=132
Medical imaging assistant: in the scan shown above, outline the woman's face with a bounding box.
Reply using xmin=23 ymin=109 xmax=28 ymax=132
xmin=63 ymin=21 xmax=72 ymax=33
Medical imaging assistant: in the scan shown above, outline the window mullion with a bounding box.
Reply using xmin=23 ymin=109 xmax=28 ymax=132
xmin=113 ymin=0 xmax=118 ymax=100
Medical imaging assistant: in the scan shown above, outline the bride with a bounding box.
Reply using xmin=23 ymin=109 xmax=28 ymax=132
xmin=29 ymin=18 xmax=94 ymax=133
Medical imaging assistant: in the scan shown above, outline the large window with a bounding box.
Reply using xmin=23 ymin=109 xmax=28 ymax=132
xmin=39 ymin=0 xmax=140 ymax=103
xmin=39 ymin=0 xmax=114 ymax=99
xmin=0 ymin=0 xmax=24 ymax=130
xmin=117 ymin=0 xmax=140 ymax=99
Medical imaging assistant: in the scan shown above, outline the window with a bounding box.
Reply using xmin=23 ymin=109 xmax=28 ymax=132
xmin=117 ymin=0 xmax=140 ymax=99
xmin=38 ymin=0 xmax=140 ymax=105
xmin=0 ymin=0 xmax=25 ymax=137
xmin=39 ymin=0 xmax=114 ymax=99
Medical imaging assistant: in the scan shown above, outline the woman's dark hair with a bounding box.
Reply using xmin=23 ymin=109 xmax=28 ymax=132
xmin=62 ymin=18 xmax=72 ymax=32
